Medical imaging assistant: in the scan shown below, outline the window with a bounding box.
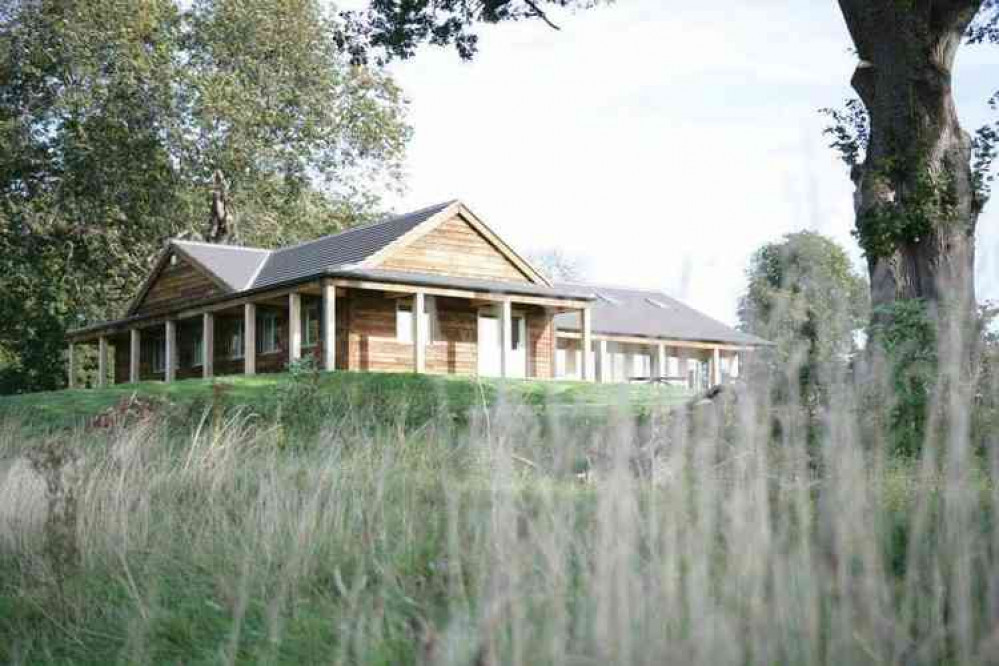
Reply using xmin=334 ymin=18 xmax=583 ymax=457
xmin=303 ymin=304 xmax=320 ymax=348
xmin=229 ymin=321 xmax=244 ymax=360
xmin=396 ymin=301 xmax=413 ymax=342
xmin=192 ymin=333 xmax=204 ymax=368
xmin=396 ymin=297 xmax=434 ymax=343
xmin=257 ymin=312 xmax=279 ymax=354
xmin=511 ymin=315 xmax=524 ymax=350
xmin=150 ymin=339 xmax=166 ymax=373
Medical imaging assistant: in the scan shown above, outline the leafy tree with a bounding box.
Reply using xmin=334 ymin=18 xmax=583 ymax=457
xmin=0 ymin=0 xmax=410 ymax=393
xmin=738 ymin=232 xmax=869 ymax=411
xmin=338 ymin=0 xmax=589 ymax=62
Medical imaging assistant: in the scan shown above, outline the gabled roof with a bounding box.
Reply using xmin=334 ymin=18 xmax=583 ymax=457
xmin=171 ymin=240 xmax=271 ymax=291
xmin=125 ymin=200 xmax=560 ymax=318
xmin=554 ymin=283 xmax=770 ymax=347
xmin=251 ymin=200 xmax=550 ymax=289
xmin=252 ymin=201 xmax=458 ymax=289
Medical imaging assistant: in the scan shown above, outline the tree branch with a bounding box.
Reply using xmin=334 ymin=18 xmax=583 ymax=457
xmin=523 ymin=0 xmax=560 ymax=30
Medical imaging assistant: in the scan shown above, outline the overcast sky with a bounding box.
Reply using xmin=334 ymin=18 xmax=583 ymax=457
xmin=376 ymin=0 xmax=999 ymax=325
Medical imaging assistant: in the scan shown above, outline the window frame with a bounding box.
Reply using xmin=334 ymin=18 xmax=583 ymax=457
xmin=257 ymin=311 xmax=279 ymax=355
xmin=192 ymin=332 xmax=204 ymax=368
xmin=511 ymin=314 xmax=525 ymax=351
xmin=396 ymin=296 xmax=434 ymax=343
xmin=303 ymin=304 xmax=320 ymax=349
xmin=151 ymin=339 xmax=166 ymax=374
xmin=229 ymin=320 xmax=245 ymax=360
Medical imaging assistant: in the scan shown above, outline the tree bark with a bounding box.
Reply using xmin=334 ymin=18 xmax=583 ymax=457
xmin=838 ymin=0 xmax=983 ymax=314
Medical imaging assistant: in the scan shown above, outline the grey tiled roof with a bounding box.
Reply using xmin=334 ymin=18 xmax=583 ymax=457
xmin=172 ymin=240 xmax=271 ymax=290
xmin=554 ymin=283 xmax=770 ymax=346
xmin=251 ymin=201 xmax=457 ymax=289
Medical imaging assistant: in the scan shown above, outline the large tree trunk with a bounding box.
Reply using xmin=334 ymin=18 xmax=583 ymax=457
xmin=839 ymin=0 xmax=983 ymax=315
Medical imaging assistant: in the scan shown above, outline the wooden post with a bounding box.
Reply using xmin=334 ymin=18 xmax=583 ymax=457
xmin=288 ymin=292 xmax=302 ymax=364
xmin=413 ymin=291 xmax=426 ymax=373
xmin=97 ymin=335 xmax=108 ymax=388
xmin=67 ymin=343 xmax=75 ymax=389
xmin=130 ymin=329 xmax=141 ymax=383
xmin=244 ymin=302 xmax=256 ymax=375
xmin=164 ymin=320 xmax=176 ymax=383
xmin=499 ymin=299 xmax=512 ymax=378
xmin=203 ymin=312 xmax=214 ymax=379
xmin=581 ymin=307 xmax=593 ymax=382
xmin=322 ymin=280 xmax=336 ymax=372
xmin=712 ymin=347 xmax=722 ymax=386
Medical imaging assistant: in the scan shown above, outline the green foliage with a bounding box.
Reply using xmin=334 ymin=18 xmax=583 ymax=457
xmin=819 ymin=97 xmax=870 ymax=168
xmin=340 ymin=0 xmax=597 ymax=62
xmin=869 ymin=299 xmax=937 ymax=457
xmin=0 ymin=0 xmax=410 ymax=393
xmin=853 ymin=169 xmax=951 ymax=261
xmin=738 ymin=231 xmax=868 ymax=410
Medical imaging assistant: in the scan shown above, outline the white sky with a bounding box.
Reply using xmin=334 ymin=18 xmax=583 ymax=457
xmin=376 ymin=0 xmax=999 ymax=325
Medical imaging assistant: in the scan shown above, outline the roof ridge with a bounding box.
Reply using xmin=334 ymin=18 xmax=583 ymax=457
xmin=172 ymin=239 xmax=271 ymax=253
xmin=268 ymin=199 xmax=459 ymax=256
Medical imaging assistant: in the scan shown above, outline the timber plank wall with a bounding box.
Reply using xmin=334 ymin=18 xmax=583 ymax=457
xmin=379 ymin=214 xmax=532 ymax=283
xmin=134 ymin=256 xmax=222 ymax=316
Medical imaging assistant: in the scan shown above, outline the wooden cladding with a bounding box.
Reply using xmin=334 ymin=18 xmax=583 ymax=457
xmin=378 ymin=214 xmax=533 ymax=283
xmin=344 ymin=291 xmax=553 ymax=378
xmin=344 ymin=292 xmax=479 ymax=375
xmin=134 ymin=254 xmax=223 ymax=316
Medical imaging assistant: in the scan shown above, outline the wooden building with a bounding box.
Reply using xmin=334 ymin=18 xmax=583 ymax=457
xmin=66 ymin=200 xmax=767 ymax=389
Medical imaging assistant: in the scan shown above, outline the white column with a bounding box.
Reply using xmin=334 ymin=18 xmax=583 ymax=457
xmin=712 ymin=347 xmax=722 ymax=386
xmin=97 ymin=336 xmax=108 ymax=388
xmin=164 ymin=320 xmax=176 ymax=383
xmin=130 ymin=329 xmax=141 ymax=383
xmin=67 ymin=343 xmax=75 ymax=389
xmin=730 ymin=351 xmax=740 ymax=378
xmin=597 ymin=340 xmax=609 ymax=384
xmin=322 ymin=280 xmax=336 ymax=372
xmin=203 ymin=312 xmax=214 ymax=379
xmin=499 ymin=299 xmax=512 ymax=378
xmin=581 ymin=307 xmax=593 ymax=382
xmin=244 ymin=303 xmax=256 ymax=375
xmin=413 ymin=291 xmax=426 ymax=373
xmin=288 ymin=292 xmax=302 ymax=364
xmin=656 ymin=343 xmax=666 ymax=380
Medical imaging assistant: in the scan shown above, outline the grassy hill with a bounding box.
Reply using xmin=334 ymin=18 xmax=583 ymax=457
xmin=0 ymin=371 xmax=692 ymax=432
xmin=2 ymin=369 xmax=994 ymax=665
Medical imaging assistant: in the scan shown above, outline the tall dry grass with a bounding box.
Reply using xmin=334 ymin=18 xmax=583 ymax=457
xmin=0 ymin=329 xmax=997 ymax=665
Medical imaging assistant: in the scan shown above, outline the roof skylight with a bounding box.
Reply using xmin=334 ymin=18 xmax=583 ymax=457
xmin=645 ymin=298 xmax=671 ymax=310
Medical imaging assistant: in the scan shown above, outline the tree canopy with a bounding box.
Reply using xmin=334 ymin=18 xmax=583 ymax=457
xmin=738 ymin=231 xmax=869 ymax=407
xmin=0 ymin=0 xmax=411 ymax=393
